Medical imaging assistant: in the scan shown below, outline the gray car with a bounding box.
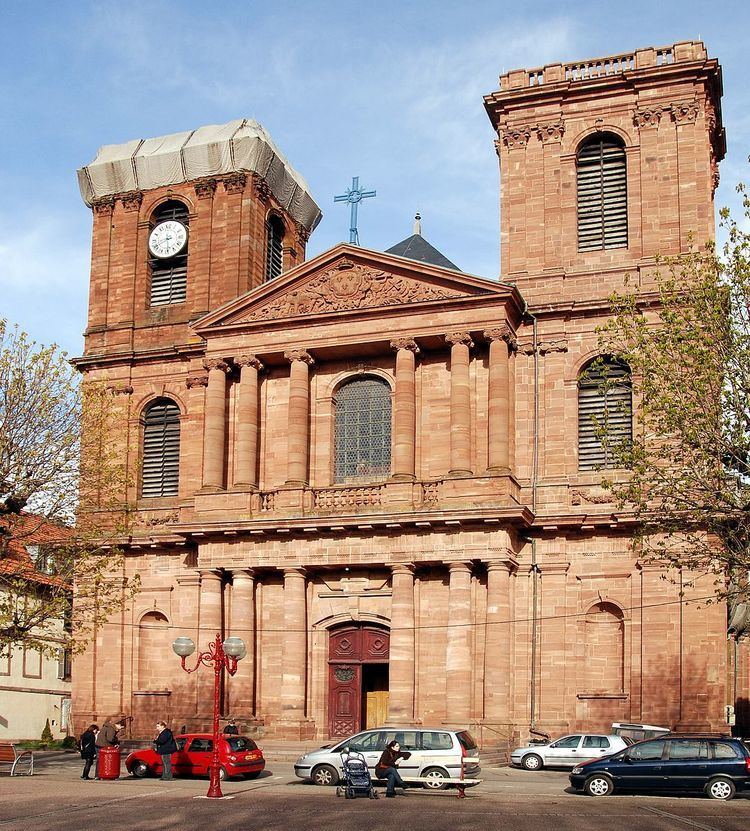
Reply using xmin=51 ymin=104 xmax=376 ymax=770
xmin=295 ymin=727 xmax=480 ymax=789
xmin=511 ymin=733 xmax=630 ymax=770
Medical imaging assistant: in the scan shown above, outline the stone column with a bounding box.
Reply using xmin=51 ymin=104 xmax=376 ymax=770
xmin=201 ymin=358 xmax=230 ymax=491
xmin=172 ymin=572 xmax=202 ymax=725
xmin=445 ymin=332 xmax=474 ymax=475
xmin=390 ymin=338 xmax=419 ymax=480
xmin=445 ymin=562 xmax=472 ymax=722
xmin=284 ymin=349 xmax=314 ymax=486
xmin=484 ymin=559 xmax=515 ymax=722
xmin=280 ymin=568 xmax=307 ymax=722
xmin=233 ymin=355 xmax=263 ymax=488
xmin=388 ymin=564 xmax=415 ymax=723
xmin=228 ymin=569 xmax=255 ymax=718
xmin=484 ymin=327 xmax=516 ymax=472
xmin=197 ymin=570 xmax=224 ymax=720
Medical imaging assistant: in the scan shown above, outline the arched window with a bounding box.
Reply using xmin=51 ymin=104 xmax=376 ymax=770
xmin=583 ymin=602 xmax=625 ymax=693
xmin=334 ymin=377 xmax=392 ymax=483
xmin=577 ymin=133 xmax=627 ymax=252
xmin=578 ymin=357 xmax=632 ymax=470
xmin=149 ymin=200 xmax=189 ymax=306
xmin=265 ymin=215 xmax=285 ymax=281
xmin=141 ymin=398 xmax=181 ymax=497
xmin=138 ymin=611 xmax=169 ymax=690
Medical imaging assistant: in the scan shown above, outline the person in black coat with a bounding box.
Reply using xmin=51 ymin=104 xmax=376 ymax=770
xmin=222 ymin=719 xmax=239 ymax=736
xmin=154 ymin=721 xmax=178 ymax=781
xmin=375 ymin=740 xmax=412 ymax=797
xmin=79 ymin=724 xmax=99 ymax=780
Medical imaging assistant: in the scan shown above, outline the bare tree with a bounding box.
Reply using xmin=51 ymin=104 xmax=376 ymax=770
xmin=595 ymin=193 xmax=750 ymax=603
xmin=0 ymin=321 xmax=139 ymax=656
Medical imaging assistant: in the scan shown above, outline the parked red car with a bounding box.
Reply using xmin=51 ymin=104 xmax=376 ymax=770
xmin=125 ymin=733 xmax=265 ymax=780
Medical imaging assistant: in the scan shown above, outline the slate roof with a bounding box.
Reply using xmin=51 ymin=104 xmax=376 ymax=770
xmin=385 ymin=233 xmax=460 ymax=271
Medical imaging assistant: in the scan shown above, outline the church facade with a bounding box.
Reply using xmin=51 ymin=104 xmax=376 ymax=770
xmin=72 ymin=41 xmax=730 ymax=743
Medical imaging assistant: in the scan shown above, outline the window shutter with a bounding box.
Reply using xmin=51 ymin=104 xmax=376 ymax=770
xmin=149 ymin=201 xmax=189 ymax=306
xmin=265 ymin=218 xmax=284 ymax=281
xmin=142 ymin=400 xmax=181 ymax=497
xmin=578 ymin=360 xmax=632 ymax=470
xmin=334 ymin=378 xmax=392 ymax=483
xmin=577 ymin=137 xmax=627 ymax=252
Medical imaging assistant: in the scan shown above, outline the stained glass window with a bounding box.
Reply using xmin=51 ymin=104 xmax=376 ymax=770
xmin=334 ymin=378 xmax=391 ymax=483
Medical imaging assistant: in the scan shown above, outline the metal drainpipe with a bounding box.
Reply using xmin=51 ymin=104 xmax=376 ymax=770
xmin=522 ymin=303 xmax=541 ymax=733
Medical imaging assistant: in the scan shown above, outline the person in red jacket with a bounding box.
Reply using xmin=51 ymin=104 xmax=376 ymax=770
xmin=375 ymin=740 xmax=412 ymax=797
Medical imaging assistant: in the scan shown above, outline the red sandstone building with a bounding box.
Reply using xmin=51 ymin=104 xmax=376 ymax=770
xmin=72 ymin=41 xmax=730 ymax=742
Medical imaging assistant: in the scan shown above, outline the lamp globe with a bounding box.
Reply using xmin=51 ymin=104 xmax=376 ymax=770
xmin=172 ymin=637 xmax=196 ymax=657
xmin=223 ymin=637 xmax=246 ymax=659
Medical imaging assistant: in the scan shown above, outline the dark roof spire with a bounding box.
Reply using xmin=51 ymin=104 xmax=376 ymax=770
xmin=385 ymin=214 xmax=460 ymax=271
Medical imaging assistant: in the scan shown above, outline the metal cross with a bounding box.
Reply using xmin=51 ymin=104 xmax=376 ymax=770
xmin=334 ymin=176 xmax=376 ymax=245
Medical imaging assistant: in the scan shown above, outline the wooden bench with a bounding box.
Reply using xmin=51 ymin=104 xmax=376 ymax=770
xmin=400 ymin=775 xmax=482 ymax=799
xmin=0 ymin=743 xmax=34 ymax=776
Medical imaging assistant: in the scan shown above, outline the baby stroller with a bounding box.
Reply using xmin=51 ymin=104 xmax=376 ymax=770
xmin=336 ymin=749 xmax=378 ymax=799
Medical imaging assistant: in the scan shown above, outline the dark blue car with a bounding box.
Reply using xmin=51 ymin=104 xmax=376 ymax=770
xmin=569 ymin=736 xmax=750 ymax=800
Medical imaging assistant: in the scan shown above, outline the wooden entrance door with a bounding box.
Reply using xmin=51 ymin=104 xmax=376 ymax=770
xmin=328 ymin=625 xmax=389 ymax=737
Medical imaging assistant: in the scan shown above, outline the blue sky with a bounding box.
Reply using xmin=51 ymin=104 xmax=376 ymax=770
xmin=1 ymin=0 xmax=749 ymax=356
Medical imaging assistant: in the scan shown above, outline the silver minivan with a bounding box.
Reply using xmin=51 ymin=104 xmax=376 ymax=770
xmin=294 ymin=727 xmax=480 ymax=789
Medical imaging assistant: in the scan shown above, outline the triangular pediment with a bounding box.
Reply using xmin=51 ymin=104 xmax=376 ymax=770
xmin=195 ymin=244 xmax=511 ymax=333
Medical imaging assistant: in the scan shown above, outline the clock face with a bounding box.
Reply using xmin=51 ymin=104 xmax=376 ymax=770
xmin=148 ymin=220 xmax=188 ymax=259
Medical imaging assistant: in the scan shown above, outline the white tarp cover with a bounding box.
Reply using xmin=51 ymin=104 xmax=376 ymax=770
xmin=77 ymin=119 xmax=322 ymax=231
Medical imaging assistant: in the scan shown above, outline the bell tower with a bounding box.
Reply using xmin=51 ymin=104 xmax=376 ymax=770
xmin=77 ymin=119 xmax=321 ymax=359
xmin=484 ymin=40 xmax=725 ymax=305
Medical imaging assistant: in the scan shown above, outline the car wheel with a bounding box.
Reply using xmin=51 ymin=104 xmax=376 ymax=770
xmin=131 ymin=761 xmax=148 ymax=778
xmin=218 ymin=766 xmax=228 ymax=781
xmin=422 ymin=767 xmax=450 ymax=790
xmin=244 ymin=771 xmax=261 ymax=780
xmin=705 ymin=776 xmax=735 ymax=800
xmin=522 ymin=753 xmax=543 ymax=771
xmin=311 ymin=764 xmax=339 ymax=786
xmin=584 ymin=774 xmax=613 ymax=797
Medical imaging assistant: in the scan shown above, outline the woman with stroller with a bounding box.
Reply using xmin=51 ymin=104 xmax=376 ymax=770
xmin=375 ymin=740 xmax=411 ymax=798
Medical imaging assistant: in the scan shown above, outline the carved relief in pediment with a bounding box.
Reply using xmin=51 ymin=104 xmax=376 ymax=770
xmin=235 ymin=259 xmax=473 ymax=323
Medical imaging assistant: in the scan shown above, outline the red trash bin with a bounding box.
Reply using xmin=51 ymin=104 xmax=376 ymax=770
xmin=98 ymin=746 xmax=121 ymax=780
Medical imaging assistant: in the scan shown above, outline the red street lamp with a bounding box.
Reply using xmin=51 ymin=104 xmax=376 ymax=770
xmin=172 ymin=633 xmax=246 ymax=798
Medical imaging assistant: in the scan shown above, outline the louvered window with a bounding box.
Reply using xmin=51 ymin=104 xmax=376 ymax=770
xmin=265 ymin=215 xmax=285 ymax=281
xmin=150 ymin=201 xmax=189 ymax=306
xmin=577 ymin=135 xmax=628 ymax=252
xmin=141 ymin=399 xmax=181 ymax=497
xmin=334 ymin=378 xmax=392 ymax=483
xmin=578 ymin=358 xmax=632 ymax=470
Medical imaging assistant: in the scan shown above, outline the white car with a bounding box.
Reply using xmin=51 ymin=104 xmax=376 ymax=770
xmin=511 ymin=733 xmax=630 ymax=771
xmin=294 ymin=727 xmax=480 ymax=789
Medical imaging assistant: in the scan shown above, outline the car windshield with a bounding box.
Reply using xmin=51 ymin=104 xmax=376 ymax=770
xmin=226 ymin=737 xmax=257 ymax=752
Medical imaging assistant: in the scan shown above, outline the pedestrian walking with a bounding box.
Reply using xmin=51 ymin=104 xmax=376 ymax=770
xmin=154 ymin=721 xmax=178 ymax=781
xmin=79 ymin=724 xmax=99 ymax=780
xmin=375 ymin=740 xmax=412 ymax=798
xmin=222 ymin=718 xmax=239 ymax=736
xmin=95 ymin=718 xmax=124 ymax=779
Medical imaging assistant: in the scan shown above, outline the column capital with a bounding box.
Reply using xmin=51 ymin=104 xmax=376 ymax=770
xmin=186 ymin=373 xmax=209 ymax=389
xmin=446 ymin=561 xmax=473 ymax=574
xmin=203 ymin=358 xmax=231 ymax=373
xmin=229 ymin=568 xmax=256 ymax=581
xmin=390 ymin=337 xmax=420 ymax=354
xmin=484 ymin=325 xmax=517 ymax=351
xmin=445 ymin=331 xmax=474 ymax=348
xmin=234 ymin=354 xmax=264 ymax=371
xmin=486 ymin=557 xmax=518 ymax=575
xmin=282 ymin=566 xmax=307 ymax=578
xmin=390 ymin=563 xmax=414 ymax=576
xmin=176 ymin=573 xmax=202 ymax=588
xmin=198 ymin=568 xmax=223 ymax=582
xmin=284 ymin=349 xmax=314 ymax=365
